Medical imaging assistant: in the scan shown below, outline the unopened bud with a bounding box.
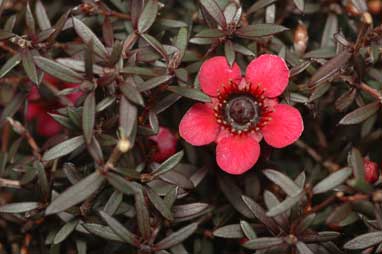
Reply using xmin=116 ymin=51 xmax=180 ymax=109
xmin=364 ymin=158 xmax=379 ymax=184
xmin=294 ymin=22 xmax=309 ymax=55
xmin=117 ymin=138 xmax=131 ymax=153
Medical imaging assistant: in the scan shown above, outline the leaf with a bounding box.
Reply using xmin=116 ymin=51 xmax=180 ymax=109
xmin=25 ymin=3 xmax=35 ymax=34
xmin=43 ymin=136 xmax=85 ymax=161
xmin=263 ymin=169 xmax=301 ymax=196
xmin=72 ymin=17 xmax=108 ymax=59
xmin=141 ymin=33 xmax=168 ymax=60
xmin=22 ymin=50 xmax=38 ymax=84
xmin=247 ymin=0 xmax=278 ymax=14
xmin=99 ymin=211 xmax=138 ymax=245
xmin=155 ymin=223 xmax=198 ymax=250
xmin=293 ymin=0 xmax=304 ymax=12
xmin=313 ymin=167 xmax=352 ymax=194
xmin=137 ymin=0 xmax=158 ymax=33
xmin=54 ymin=219 xmax=79 ymax=244
xmin=81 ymin=223 xmax=123 ymax=242
xmin=242 ymin=237 xmax=284 ymax=250
xmin=106 ymin=172 xmax=137 ymax=195
xmin=119 ymin=96 xmax=137 ymax=138
xmin=224 ymin=40 xmax=235 ymax=67
xmin=103 ymin=191 xmax=123 ymax=215
xmin=152 ymin=151 xmax=184 ymax=178
xmin=194 ymin=28 xmax=225 ymax=38
xmin=82 ymin=92 xmax=96 ymax=144
xmin=321 ymin=14 xmax=338 ymax=48
xmin=120 ymin=81 xmax=145 ymax=106
xmin=266 ymin=191 xmax=304 ymax=217
xmin=46 ymin=172 xmax=104 ymax=215
xmin=339 ymin=102 xmax=380 ymax=125
xmin=135 ymin=189 xmax=151 ymax=239
xmin=0 ymin=202 xmax=39 ymax=213
xmin=199 ymin=0 xmax=226 ymax=27
xmin=296 ymin=241 xmax=314 ymax=254
xmin=145 ymin=187 xmax=173 ymax=220
xmin=219 ymin=176 xmax=254 ymax=218
xmin=35 ymin=0 xmax=51 ymax=30
xmin=241 ymin=195 xmax=278 ymax=233
xmin=344 ymin=231 xmax=382 ymax=250
xmin=175 ymin=27 xmax=188 ymax=59
xmin=167 ymin=86 xmax=210 ymax=102
xmin=240 ymin=220 xmax=257 ymax=239
xmin=0 ymin=53 xmax=21 ymax=79
xmin=213 ymin=224 xmax=243 ymax=239
xmin=0 ymin=93 xmax=26 ymax=125
xmin=173 ymin=203 xmax=209 ymax=218
xmin=309 ymin=50 xmax=352 ymax=86
xmin=236 ymin=24 xmax=288 ymax=39
xmin=335 ymin=88 xmax=357 ymax=112
xmin=0 ymin=30 xmax=15 ymax=40
xmin=34 ymin=56 xmax=83 ymax=83
xmin=138 ymin=75 xmax=173 ymax=92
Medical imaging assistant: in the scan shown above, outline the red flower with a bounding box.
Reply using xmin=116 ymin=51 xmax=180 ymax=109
xmin=179 ymin=55 xmax=304 ymax=174
xmin=26 ymin=74 xmax=82 ymax=137
xmin=149 ymin=127 xmax=178 ymax=162
xmin=364 ymin=158 xmax=379 ymax=184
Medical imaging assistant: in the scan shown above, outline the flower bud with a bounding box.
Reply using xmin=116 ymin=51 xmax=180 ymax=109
xmin=149 ymin=127 xmax=177 ymax=162
xmin=364 ymin=158 xmax=379 ymax=183
xmin=294 ymin=22 xmax=308 ymax=55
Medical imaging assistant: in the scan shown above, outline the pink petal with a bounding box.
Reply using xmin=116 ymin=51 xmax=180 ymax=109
xmin=63 ymin=83 xmax=83 ymax=104
xmin=36 ymin=112 xmax=62 ymax=137
xmin=179 ymin=103 xmax=220 ymax=146
xmin=28 ymin=86 xmax=41 ymax=101
xmin=216 ymin=134 xmax=260 ymax=175
xmin=149 ymin=127 xmax=178 ymax=162
xmin=199 ymin=56 xmax=241 ymax=97
xmin=262 ymin=104 xmax=303 ymax=148
xmin=246 ymin=54 xmax=289 ymax=98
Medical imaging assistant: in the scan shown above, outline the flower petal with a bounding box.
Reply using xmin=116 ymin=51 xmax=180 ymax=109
xmin=36 ymin=113 xmax=62 ymax=137
xmin=199 ymin=56 xmax=241 ymax=97
xmin=216 ymin=135 xmax=260 ymax=175
xmin=26 ymin=103 xmax=43 ymax=120
xmin=262 ymin=104 xmax=303 ymax=148
xmin=179 ymin=103 xmax=220 ymax=146
xmin=246 ymin=54 xmax=289 ymax=98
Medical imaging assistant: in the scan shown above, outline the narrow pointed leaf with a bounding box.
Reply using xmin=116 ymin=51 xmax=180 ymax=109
xmin=34 ymin=56 xmax=83 ymax=83
xmin=43 ymin=136 xmax=85 ymax=161
xmin=155 ymin=223 xmax=198 ymax=250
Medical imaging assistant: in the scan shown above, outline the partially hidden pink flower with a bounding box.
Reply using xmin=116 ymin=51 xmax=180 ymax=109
xmin=26 ymin=74 xmax=82 ymax=137
xmin=179 ymin=55 xmax=304 ymax=174
xmin=149 ymin=127 xmax=178 ymax=162
xmin=364 ymin=158 xmax=379 ymax=184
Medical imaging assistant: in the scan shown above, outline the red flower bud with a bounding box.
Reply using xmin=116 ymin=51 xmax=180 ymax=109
xmin=364 ymin=158 xmax=379 ymax=184
xmin=149 ymin=127 xmax=178 ymax=162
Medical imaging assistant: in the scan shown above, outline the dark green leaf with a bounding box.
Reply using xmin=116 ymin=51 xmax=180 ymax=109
xmin=263 ymin=169 xmax=301 ymax=196
xmin=34 ymin=56 xmax=84 ymax=83
xmin=224 ymin=40 xmax=235 ymax=67
xmin=339 ymin=102 xmax=379 ymax=125
xmin=247 ymin=0 xmax=278 ymax=14
xmin=35 ymin=0 xmax=51 ymax=30
xmin=120 ymin=80 xmax=145 ymax=106
xmin=45 ymin=172 xmax=104 ymax=215
xmin=242 ymin=237 xmax=284 ymax=250
xmin=155 ymin=223 xmax=198 ymax=250
xmin=135 ymin=189 xmax=151 ymax=239
xmin=344 ymin=231 xmax=382 ymax=250
xmin=0 ymin=53 xmax=21 ymax=79
xmin=167 ymin=86 xmax=210 ymax=102
xmin=0 ymin=93 xmax=27 ymax=125
xmin=152 ymin=150 xmax=184 ymax=178
xmin=137 ymin=0 xmax=158 ymax=33
xmin=313 ymin=167 xmax=352 ymax=194
xmin=72 ymin=17 xmax=108 ymax=59
xmin=82 ymin=92 xmax=96 ymax=144
xmin=54 ymin=219 xmax=79 ymax=244
xmin=266 ymin=191 xmax=304 ymax=217
xmin=236 ymin=24 xmax=288 ymax=39
xmin=213 ymin=224 xmax=244 ymax=239
xmin=0 ymin=202 xmax=39 ymax=213
xmin=145 ymin=187 xmax=173 ymax=220
xmin=293 ymin=0 xmax=304 ymax=12
xmin=199 ymin=0 xmax=226 ymax=27
xmin=22 ymin=50 xmax=38 ymax=84
xmin=194 ymin=28 xmax=224 ymax=38
xmin=138 ymin=75 xmax=172 ymax=92
xmin=99 ymin=211 xmax=138 ymax=245
xmin=43 ymin=136 xmax=85 ymax=161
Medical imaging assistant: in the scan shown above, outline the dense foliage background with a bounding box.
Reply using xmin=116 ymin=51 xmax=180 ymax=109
xmin=0 ymin=0 xmax=382 ymax=253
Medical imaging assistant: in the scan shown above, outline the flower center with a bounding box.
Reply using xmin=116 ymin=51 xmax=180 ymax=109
xmin=214 ymin=79 xmax=273 ymax=134
xmin=226 ymin=96 xmax=259 ymax=125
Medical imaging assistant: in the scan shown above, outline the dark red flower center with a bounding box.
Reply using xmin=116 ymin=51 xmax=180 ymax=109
xmin=226 ymin=95 xmax=259 ymax=125
xmin=214 ymin=79 xmax=273 ymax=134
